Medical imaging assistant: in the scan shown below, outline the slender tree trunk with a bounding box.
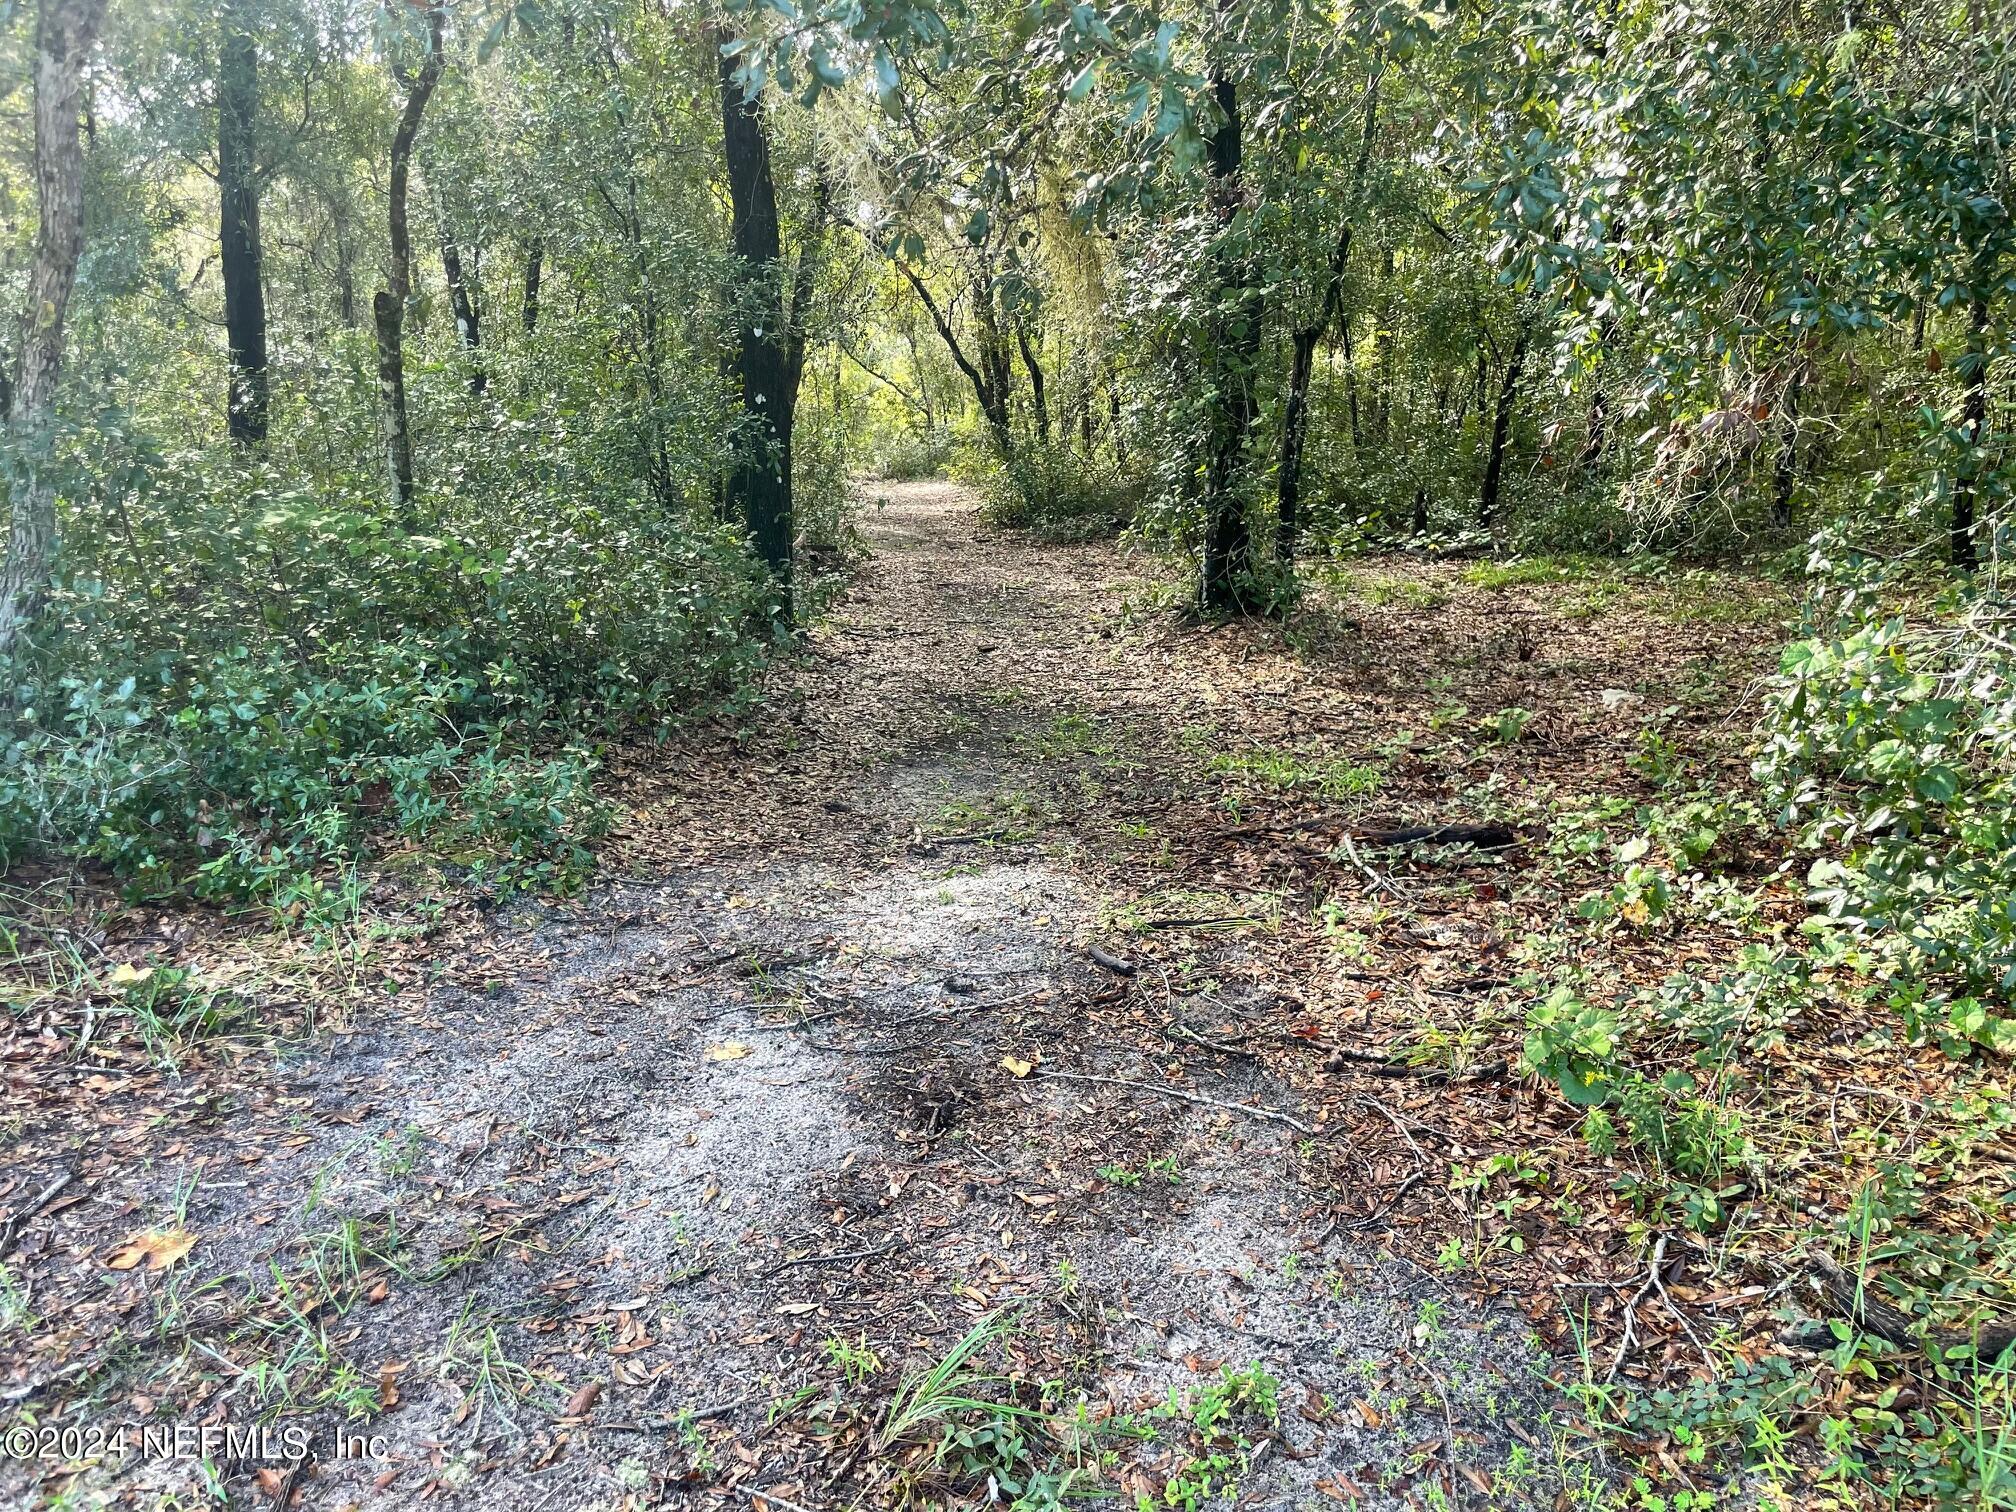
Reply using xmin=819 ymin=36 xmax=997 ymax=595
xmin=973 ymin=280 xmax=1018 ymax=448
xmin=716 ymin=35 xmax=793 ymax=618
xmin=332 ymin=194 xmax=358 ymax=328
xmin=1276 ymin=64 xmax=1380 ymax=562
xmin=1341 ymin=321 xmax=1361 ymax=451
xmin=0 ymin=0 xmax=107 ymax=657
xmin=1577 ymin=315 xmax=1617 ymax=475
xmin=1479 ymin=313 xmax=1531 ymax=529
xmin=219 ymin=0 xmax=268 ymax=444
xmin=1108 ymin=376 xmax=1125 ymax=466
xmin=898 ymin=261 xmax=1008 ymax=457
xmin=437 ymin=194 xmax=484 ymax=394
xmin=373 ymin=4 xmax=443 ymax=525
xmin=522 ymin=238 xmax=543 ymax=336
xmin=1953 ymin=292 xmax=1989 ymax=572
xmin=780 ymin=165 xmax=832 ymax=422
xmin=1016 ymin=323 xmax=1049 ymax=445
xmin=1772 ymin=363 xmax=1803 ymax=530
xmin=1277 ymin=329 xmax=1319 ymax=561
xmin=1198 ymin=46 xmax=1265 ymax=614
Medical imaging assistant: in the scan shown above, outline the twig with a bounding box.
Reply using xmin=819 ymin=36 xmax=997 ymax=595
xmin=759 ymin=1240 xmax=898 ymax=1279
xmin=1333 ymin=832 xmax=1409 ymax=901
xmin=1164 ymin=1022 xmax=1258 ymax=1059
xmin=746 ymin=1485 xmax=821 ymax=1512
xmin=1317 ymin=1171 xmax=1425 ymax=1242
xmin=1318 ymin=1043 xmax=1507 ymax=1082
xmin=0 ymin=1169 xmax=77 ymax=1261
xmin=1032 ymin=1070 xmax=1316 ymax=1135
xmin=1606 ymin=1234 xmax=1668 ymax=1383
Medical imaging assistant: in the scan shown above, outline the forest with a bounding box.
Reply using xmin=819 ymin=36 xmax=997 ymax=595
xmin=0 ymin=0 xmax=2012 ymax=1508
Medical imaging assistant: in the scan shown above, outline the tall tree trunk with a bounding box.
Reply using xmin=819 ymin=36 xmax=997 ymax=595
xmin=716 ymin=36 xmax=794 ymax=618
xmin=0 ymin=0 xmax=107 ymax=657
xmin=522 ymin=237 xmax=543 ymax=336
xmin=372 ymin=4 xmax=444 ymax=525
xmin=1276 ymin=64 xmax=1380 ymax=562
xmin=219 ymin=0 xmax=268 ymax=445
xmin=1479 ymin=313 xmax=1531 ymax=529
xmin=1277 ymin=329 xmax=1319 ymax=560
xmin=1198 ymin=46 xmax=1265 ymax=614
xmin=1953 ymin=291 xmax=1989 ymax=572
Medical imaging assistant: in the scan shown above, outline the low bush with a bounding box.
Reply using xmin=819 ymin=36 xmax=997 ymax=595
xmin=974 ymin=446 xmax=1138 ymax=542
xmin=1 ymin=411 xmax=773 ymax=903
xmin=869 ymin=428 xmax=955 ymax=482
xmin=1757 ymin=542 xmax=2016 ymax=1011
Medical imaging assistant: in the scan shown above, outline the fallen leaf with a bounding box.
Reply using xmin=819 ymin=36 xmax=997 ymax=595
xmin=564 ymin=1380 xmax=603 ymax=1417
xmin=378 ymin=1359 xmax=407 ymax=1410
xmin=107 ymin=1228 xmax=196 ymax=1272
xmin=1353 ymin=1396 xmax=1383 ymax=1430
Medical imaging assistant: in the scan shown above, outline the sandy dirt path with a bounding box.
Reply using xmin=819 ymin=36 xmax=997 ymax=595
xmin=6 ymin=483 xmax=1589 ymax=1511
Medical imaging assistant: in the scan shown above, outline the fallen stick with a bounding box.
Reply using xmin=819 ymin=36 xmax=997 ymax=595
xmin=1808 ymin=1248 xmax=2016 ymax=1365
xmin=1032 ymin=1070 xmax=1316 ymax=1136
xmin=1606 ymin=1234 xmax=1668 ymax=1383
xmin=759 ymin=1240 xmax=898 ymax=1279
xmin=1212 ymin=818 xmax=1518 ymax=850
xmin=1320 ymin=1045 xmax=1508 ymax=1083
xmin=1358 ymin=823 xmax=1517 ymax=849
xmin=0 ymin=1169 xmax=77 ymax=1262
xmin=1085 ymin=944 xmax=1136 ymax=977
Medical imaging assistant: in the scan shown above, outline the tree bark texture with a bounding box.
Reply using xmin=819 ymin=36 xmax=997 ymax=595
xmin=0 ymin=0 xmax=108 ymax=657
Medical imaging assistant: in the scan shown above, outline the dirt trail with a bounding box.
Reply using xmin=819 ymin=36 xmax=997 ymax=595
xmin=7 ymin=483 xmax=1581 ymax=1511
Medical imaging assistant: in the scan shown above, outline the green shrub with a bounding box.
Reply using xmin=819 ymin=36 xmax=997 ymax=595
xmin=870 ymin=428 xmax=955 ymax=482
xmin=1756 ymin=548 xmax=2016 ymax=1014
xmin=1 ymin=415 xmax=771 ymax=902
xmin=975 ymin=447 xmax=1138 ymax=542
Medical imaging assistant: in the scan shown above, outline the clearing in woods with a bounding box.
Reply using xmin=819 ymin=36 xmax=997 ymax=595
xmin=3 ymin=480 xmax=1792 ymax=1509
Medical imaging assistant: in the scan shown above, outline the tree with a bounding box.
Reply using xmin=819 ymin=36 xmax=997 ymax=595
xmin=436 ymin=188 xmax=485 ymax=395
xmin=218 ymin=0 xmax=268 ymax=444
xmin=1276 ymin=63 xmax=1380 ymax=563
xmin=1196 ymin=23 xmax=1264 ymax=614
xmin=0 ymin=0 xmax=110 ymax=657
xmin=716 ymin=34 xmax=827 ymax=618
xmin=373 ymin=2 xmax=445 ymax=523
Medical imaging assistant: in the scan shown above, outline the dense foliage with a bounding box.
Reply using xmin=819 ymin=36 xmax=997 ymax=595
xmin=0 ymin=0 xmax=865 ymax=899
